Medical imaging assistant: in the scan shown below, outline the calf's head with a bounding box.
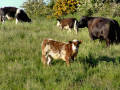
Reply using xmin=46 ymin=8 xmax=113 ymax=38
xmin=69 ymin=39 xmax=82 ymax=52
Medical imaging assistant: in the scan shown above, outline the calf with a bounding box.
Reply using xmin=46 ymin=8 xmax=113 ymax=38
xmin=78 ymin=16 xmax=120 ymax=46
xmin=0 ymin=7 xmax=31 ymax=24
xmin=41 ymin=39 xmax=82 ymax=66
xmin=57 ymin=18 xmax=79 ymax=34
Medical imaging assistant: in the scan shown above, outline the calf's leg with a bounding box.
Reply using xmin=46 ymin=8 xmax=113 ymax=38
xmin=47 ymin=56 xmax=52 ymax=66
xmin=41 ymin=54 xmax=47 ymax=65
xmin=65 ymin=56 xmax=70 ymax=66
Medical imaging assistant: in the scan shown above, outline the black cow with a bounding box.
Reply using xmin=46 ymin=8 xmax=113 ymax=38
xmin=0 ymin=7 xmax=31 ymax=24
xmin=78 ymin=16 xmax=120 ymax=46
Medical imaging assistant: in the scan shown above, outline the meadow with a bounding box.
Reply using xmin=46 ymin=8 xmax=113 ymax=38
xmin=0 ymin=17 xmax=120 ymax=90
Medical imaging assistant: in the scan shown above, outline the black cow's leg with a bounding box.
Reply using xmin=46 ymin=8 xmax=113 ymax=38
xmin=89 ymin=33 xmax=95 ymax=40
xmin=99 ymin=39 xmax=102 ymax=42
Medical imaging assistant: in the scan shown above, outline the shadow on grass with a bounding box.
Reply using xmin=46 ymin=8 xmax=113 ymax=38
xmin=51 ymin=60 xmax=66 ymax=66
xmin=79 ymin=54 xmax=120 ymax=67
xmin=45 ymin=54 xmax=120 ymax=67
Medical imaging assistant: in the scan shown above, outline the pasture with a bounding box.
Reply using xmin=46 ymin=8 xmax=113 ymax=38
xmin=0 ymin=17 xmax=120 ymax=90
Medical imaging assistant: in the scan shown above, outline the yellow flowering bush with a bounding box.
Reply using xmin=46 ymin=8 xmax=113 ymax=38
xmin=53 ymin=0 xmax=79 ymax=18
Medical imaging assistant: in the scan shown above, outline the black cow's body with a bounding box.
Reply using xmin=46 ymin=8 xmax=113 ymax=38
xmin=78 ymin=16 xmax=120 ymax=46
xmin=0 ymin=7 xmax=31 ymax=24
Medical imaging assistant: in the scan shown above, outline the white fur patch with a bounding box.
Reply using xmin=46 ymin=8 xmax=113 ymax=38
xmin=60 ymin=48 xmax=66 ymax=61
xmin=49 ymin=51 xmax=61 ymax=59
xmin=72 ymin=43 xmax=78 ymax=54
xmin=72 ymin=44 xmax=77 ymax=51
xmin=73 ymin=39 xmax=79 ymax=42
xmin=6 ymin=14 xmax=13 ymax=20
xmin=48 ymin=38 xmax=53 ymax=41
xmin=16 ymin=9 xmax=21 ymax=15
xmin=44 ymin=44 xmax=66 ymax=61
xmin=74 ymin=20 xmax=77 ymax=29
xmin=57 ymin=21 xmax=61 ymax=27
xmin=16 ymin=18 xmax=18 ymax=24
xmin=74 ymin=20 xmax=78 ymax=34
xmin=47 ymin=57 xmax=51 ymax=65
xmin=64 ymin=25 xmax=70 ymax=30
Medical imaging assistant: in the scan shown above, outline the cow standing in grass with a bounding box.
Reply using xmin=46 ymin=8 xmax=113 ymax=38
xmin=41 ymin=39 xmax=82 ymax=66
xmin=78 ymin=16 xmax=120 ymax=46
xmin=57 ymin=18 xmax=79 ymax=34
xmin=0 ymin=7 xmax=31 ymax=24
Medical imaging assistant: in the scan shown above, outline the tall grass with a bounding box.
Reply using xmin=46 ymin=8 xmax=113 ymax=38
xmin=0 ymin=18 xmax=120 ymax=90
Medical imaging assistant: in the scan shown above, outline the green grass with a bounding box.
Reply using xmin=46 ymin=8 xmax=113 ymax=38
xmin=0 ymin=18 xmax=120 ymax=90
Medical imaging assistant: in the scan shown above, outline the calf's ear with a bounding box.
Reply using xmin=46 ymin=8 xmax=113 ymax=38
xmin=79 ymin=40 xmax=82 ymax=44
xmin=69 ymin=41 xmax=72 ymax=44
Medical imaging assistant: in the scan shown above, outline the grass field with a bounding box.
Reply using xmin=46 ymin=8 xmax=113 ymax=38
xmin=0 ymin=18 xmax=120 ymax=90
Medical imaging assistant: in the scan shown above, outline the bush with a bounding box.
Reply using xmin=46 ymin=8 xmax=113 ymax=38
xmin=77 ymin=0 xmax=103 ymax=16
xmin=22 ymin=0 xmax=120 ymax=19
xmin=77 ymin=0 xmax=120 ymax=17
xmin=22 ymin=0 xmax=54 ymax=18
xmin=53 ymin=0 xmax=79 ymax=18
xmin=113 ymin=4 xmax=120 ymax=17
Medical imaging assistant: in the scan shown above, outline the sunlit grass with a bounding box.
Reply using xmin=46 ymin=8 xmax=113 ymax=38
xmin=0 ymin=18 xmax=120 ymax=90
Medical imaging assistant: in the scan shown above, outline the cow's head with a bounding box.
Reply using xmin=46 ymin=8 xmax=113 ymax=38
xmin=23 ymin=15 xmax=31 ymax=22
xmin=20 ymin=10 xmax=32 ymax=22
xmin=78 ymin=16 xmax=89 ymax=28
xmin=27 ymin=18 xmax=31 ymax=22
xmin=69 ymin=39 xmax=82 ymax=52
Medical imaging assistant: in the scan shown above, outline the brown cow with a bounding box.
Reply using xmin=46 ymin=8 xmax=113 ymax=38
xmin=78 ymin=16 xmax=120 ymax=46
xmin=41 ymin=39 xmax=82 ymax=66
xmin=57 ymin=18 xmax=79 ymax=34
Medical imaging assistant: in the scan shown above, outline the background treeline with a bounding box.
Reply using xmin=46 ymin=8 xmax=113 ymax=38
xmin=22 ymin=0 xmax=120 ymax=18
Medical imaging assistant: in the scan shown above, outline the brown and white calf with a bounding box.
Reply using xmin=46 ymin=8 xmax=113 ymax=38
xmin=57 ymin=18 xmax=79 ymax=34
xmin=41 ymin=39 xmax=82 ymax=66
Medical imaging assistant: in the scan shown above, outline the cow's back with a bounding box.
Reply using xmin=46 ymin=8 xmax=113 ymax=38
xmin=88 ymin=18 xmax=112 ymax=36
xmin=42 ymin=39 xmax=65 ymax=52
xmin=60 ymin=18 xmax=76 ymax=28
xmin=41 ymin=39 xmax=67 ymax=60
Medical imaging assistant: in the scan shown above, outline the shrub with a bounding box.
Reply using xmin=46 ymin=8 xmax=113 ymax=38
xmin=77 ymin=0 xmax=104 ymax=16
xmin=22 ymin=0 xmax=54 ymax=18
xmin=113 ymin=4 xmax=120 ymax=17
xmin=53 ymin=0 xmax=79 ymax=18
xmin=77 ymin=0 xmax=120 ymax=17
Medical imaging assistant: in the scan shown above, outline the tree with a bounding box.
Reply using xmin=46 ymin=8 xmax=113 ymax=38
xmin=22 ymin=0 xmax=53 ymax=18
